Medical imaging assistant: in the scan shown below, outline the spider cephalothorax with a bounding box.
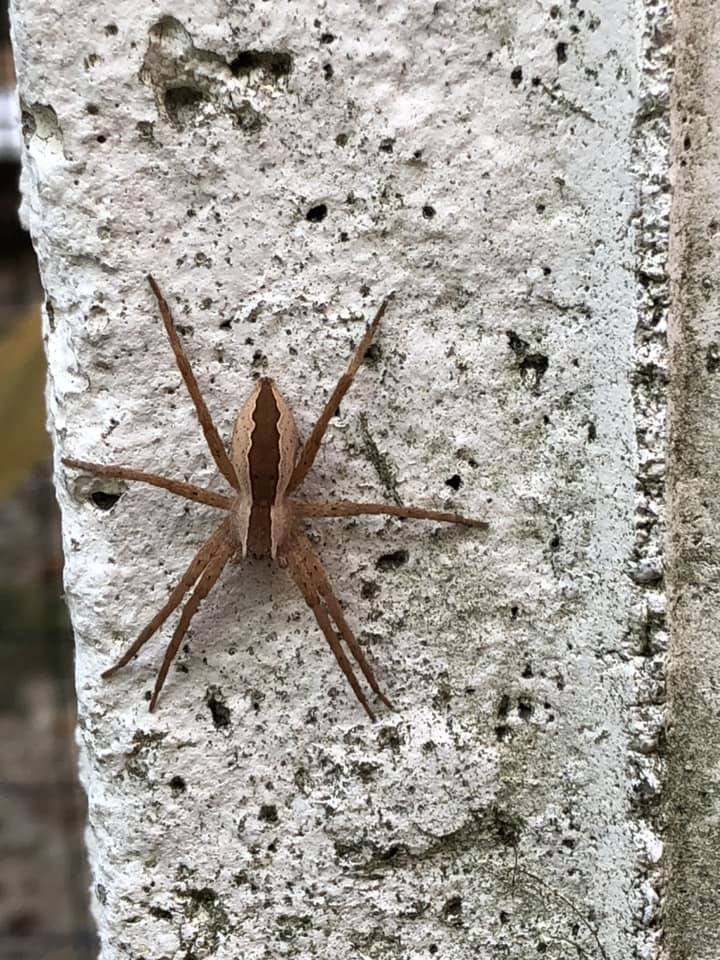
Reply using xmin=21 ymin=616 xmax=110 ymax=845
xmin=63 ymin=277 xmax=487 ymax=720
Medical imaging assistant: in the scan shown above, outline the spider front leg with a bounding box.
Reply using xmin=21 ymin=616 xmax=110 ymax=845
xmin=289 ymin=295 xmax=392 ymax=492
xmin=148 ymin=275 xmax=239 ymax=490
xmin=62 ymin=458 xmax=233 ymax=510
xmin=282 ymin=532 xmax=392 ymax=721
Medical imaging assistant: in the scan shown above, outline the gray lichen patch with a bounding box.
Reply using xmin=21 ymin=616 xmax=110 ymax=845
xmin=357 ymin=412 xmax=402 ymax=505
xmin=123 ymin=730 xmax=167 ymax=781
xmin=506 ymin=329 xmax=550 ymax=393
xmin=175 ymin=884 xmax=234 ymax=957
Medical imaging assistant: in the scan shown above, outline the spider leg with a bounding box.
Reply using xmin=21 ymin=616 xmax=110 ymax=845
xmin=288 ymin=296 xmax=392 ymax=492
xmin=102 ymin=519 xmax=231 ymax=679
xmin=284 ymin=533 xmax=385 ymax=721
xmin=62 ymin=458 xmax=233 ymax=510
xmin=149 ymin=536 xmax=234 ymax=711
xmin=310 ymin=551 xmax=395 ymax=711
xmin=147 ymin=275 xmax=239 ymax=490
xmin=299 ymin=499 xmax=488 ymax=530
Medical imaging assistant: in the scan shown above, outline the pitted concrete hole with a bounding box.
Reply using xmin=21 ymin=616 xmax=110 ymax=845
xmin=141 ymin=16 xmax=291 ymax=130
xmin=229 ymin=50 xmax=292 ymax=81
xmin=91 ymin=490 xmax=121 ymax=510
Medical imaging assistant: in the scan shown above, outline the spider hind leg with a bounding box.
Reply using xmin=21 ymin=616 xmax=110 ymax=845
xmin=102 ymin=519 xmax=232 ymax=680
xmin=149 ymin=537 xmax=234 ymax=711
xmin=314 ymin=562 xmax=394 ymax=712
xmin=284 ymin=533 xmax=393 ymax=721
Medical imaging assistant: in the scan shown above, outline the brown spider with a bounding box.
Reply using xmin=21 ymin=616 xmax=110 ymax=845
xmin=63 ymin=277 xmax=487 ymax=720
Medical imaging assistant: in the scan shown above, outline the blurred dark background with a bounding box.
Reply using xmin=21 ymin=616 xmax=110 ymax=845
xmin=1 ymin=5 xmax=97 ymax=958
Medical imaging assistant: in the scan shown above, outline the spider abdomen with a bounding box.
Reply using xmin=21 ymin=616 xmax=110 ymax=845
xmin=230 ymin=377 xmax=299 ymax=559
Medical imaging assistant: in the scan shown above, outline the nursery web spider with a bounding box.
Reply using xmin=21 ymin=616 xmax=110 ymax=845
xmin=63 ymin=277 xmax=487 ymax=720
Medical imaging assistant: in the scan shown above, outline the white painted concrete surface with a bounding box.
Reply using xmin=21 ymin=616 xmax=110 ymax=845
xmin=11 ymin=2 xmax=669 ymax=957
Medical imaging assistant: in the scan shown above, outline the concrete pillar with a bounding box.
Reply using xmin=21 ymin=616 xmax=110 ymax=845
xmin=666 ymin=2 xmax=720 ymax=958
xmin=11 ymin=2 xmax=673 ymax=957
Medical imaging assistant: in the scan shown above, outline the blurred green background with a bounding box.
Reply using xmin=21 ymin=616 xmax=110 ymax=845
xmin=0 ymin=6 xmax=97 ymax=957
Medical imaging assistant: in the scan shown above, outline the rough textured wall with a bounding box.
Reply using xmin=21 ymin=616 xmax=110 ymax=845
xmin=11 ymin=2 xmax=668 ymax=958
xmin=666 ymin=2 xmax=720 ymax=958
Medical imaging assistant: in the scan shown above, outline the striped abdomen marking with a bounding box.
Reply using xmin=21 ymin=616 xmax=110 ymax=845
xmin=231 ymin=377 xmax=298 ymax=558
